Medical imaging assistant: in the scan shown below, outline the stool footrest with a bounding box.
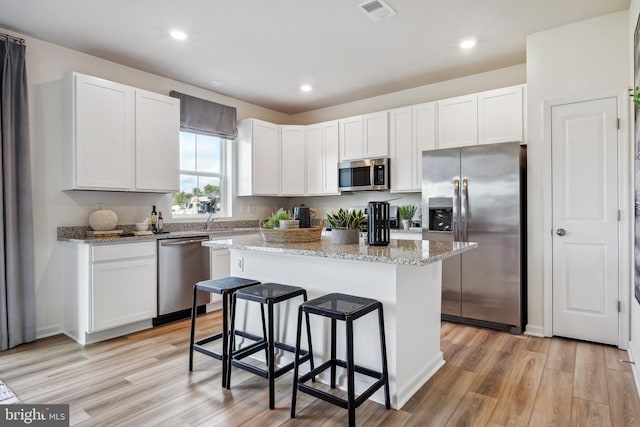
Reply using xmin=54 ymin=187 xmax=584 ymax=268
xmin=194 ymin=332 xmax=223 ymax=347
xmin=296 ymin=359 xmax=387 ymax=410
xmin=193 ymin=345 xmax=222 ymax=360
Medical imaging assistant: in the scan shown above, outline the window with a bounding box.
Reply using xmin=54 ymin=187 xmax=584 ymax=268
xmin=172 ymin=131 xmax=230 ymax=217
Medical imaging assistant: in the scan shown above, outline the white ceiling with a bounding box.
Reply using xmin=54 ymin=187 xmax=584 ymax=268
xmin=0 ymin=0 xmax=630 ymax=114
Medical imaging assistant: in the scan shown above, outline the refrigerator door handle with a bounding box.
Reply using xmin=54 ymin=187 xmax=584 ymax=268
xmin=453 ymin=179 xmax=460 ymax=241
xmin=461 ymin=178 xmax=469 ymax=242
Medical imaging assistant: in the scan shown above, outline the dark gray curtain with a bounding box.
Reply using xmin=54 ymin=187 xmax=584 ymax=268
xmin=169 ymin=91 xmax=237 ymax=138
xmin=0 ymin=36 xmax=35 ymax=350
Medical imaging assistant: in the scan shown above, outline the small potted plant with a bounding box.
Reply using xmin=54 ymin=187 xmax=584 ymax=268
xmin=326 ymin=208 xmax=366 ymax=245
xmin=262 ymin=208 xmax=292 ymax=228
xmin=398 ymin=205 xmax=416 ymax=230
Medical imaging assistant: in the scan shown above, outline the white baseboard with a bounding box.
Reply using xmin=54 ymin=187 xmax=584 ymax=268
xmin=524 ymin=324 xmax=545 ymax=337
xmin=36 ymin=324 xmax=63 ymax=340
xmin=628 ymin=345 xmax=640 ymax=401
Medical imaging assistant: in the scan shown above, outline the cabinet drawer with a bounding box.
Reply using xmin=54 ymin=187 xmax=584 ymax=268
xmin=92 ymin=242 xmax=155 ymax=262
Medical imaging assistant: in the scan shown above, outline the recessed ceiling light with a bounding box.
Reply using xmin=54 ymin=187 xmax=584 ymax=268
xmin=300 ymin=84 xmax=313 ymax=92
xmin=170 ymin=30 xmax=188 ymax=40
xmin=459 ymin=39 xmax=476 ymax=49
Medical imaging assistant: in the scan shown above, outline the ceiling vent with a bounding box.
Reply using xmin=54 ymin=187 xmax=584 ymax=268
xmin=358 ymin=0 xmax=396 ymax=22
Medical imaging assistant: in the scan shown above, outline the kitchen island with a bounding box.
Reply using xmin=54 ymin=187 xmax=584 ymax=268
xmin=203 ymin=234 xmax=476 ymax=409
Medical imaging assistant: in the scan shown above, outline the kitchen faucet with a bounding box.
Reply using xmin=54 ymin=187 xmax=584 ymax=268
xmin=205 ymin=213 xmax=217 ymax=230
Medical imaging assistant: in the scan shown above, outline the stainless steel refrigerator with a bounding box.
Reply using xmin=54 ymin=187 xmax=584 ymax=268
xmin=422 ymin=141 xmax=526 ymax=334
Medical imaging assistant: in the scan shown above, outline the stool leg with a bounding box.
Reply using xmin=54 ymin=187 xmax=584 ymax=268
xmin=302 ymin=292 xmax=315 ymax=380
xmin=291 ymin=305 xmax=304 ymax=419
xmin=226 ymin=293 xmax=238 ymax=389
xmin=221 ymin=291 xmax=229 ymax=389
xmin=267 ymin=301 xmax=275 ymax=409
xmin=346 ymin=317 xmax=356 ymax=427
xmin=260 ymin=303 xmax=268 ymax=365
xmin=188 ymin=285 xmax=198 ymax=372
xmin=378 ymin=304 xmax=391 ymax=409
xmin=330 ymin=318 xmax=337 ymax=388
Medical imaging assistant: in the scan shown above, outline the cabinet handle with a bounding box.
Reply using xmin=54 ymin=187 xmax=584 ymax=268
xmin=160 ymin=239 xmax=208 ymax=246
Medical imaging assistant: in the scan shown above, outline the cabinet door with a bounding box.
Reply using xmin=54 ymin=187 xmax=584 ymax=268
xmin=437 ymin=94 xmax=477 ymax=148
xmin=210 ymin=248 xmax=230 ymax=304
xmin=306 ymin=124 xmax=324 ymax=195
xmin=135 ymin=90 xmax=180 ymax=192
xmin=478 ymin=86 xmax=523 ymax=144
xmin=323 ymin=121 xmax=340 ymax=194
xmin=339 ymin=116 xmax=364 ymax=160
xmin=252 ymin=120 xmax=280 ymax=195
xmin=91 ymin=257 xmax=156 ymax=332
xmin=280 ymin=125 xmax=306 ymax=195
xmin=389 ymin=107 xmax=413 ymax=192
xmin=413 ymin=102 xmax=436 ymax=190
xmin=364 ymin=111 xmax=389 ymax=158
xmin=74 ymin=73 xmax=135 ymax=190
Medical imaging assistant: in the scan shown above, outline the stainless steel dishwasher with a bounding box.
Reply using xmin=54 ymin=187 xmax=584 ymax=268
xmin=155 ymin=236 xmax=211 ymax=325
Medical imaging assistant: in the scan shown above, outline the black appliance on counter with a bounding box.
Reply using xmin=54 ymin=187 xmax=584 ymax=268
xmin=367 ymin=201 xmax=390 ymax=246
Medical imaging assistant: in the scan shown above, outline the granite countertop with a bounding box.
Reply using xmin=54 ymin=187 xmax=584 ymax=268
xmin=57 ymin=221 xmax=260 ymax=245
xmin=203 ymin=234 xmax=476 ymax=266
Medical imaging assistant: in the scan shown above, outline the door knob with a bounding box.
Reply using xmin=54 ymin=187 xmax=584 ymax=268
xmin=556 ymin=228 xmax=566 ymax=236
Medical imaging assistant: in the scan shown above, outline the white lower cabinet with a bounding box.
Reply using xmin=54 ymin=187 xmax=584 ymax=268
xmin=63 ymin=241 xmax=157 ymax=345
xmin=209 ymin=248 xmax=230 ymax=305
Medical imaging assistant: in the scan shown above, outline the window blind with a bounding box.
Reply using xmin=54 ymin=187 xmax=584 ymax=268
xmin=169 ymin=91 xmax=237 ymax=139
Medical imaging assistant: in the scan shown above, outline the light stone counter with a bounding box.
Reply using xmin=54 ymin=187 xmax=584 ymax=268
xmin=203 ymin=234 xmax=475 ymax=265
xmin=203 ymin=235 xmax=477 ymax=410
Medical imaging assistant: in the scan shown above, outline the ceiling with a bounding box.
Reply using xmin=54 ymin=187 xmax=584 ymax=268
xmin=0 ymin=0 xmax=630 ymax=114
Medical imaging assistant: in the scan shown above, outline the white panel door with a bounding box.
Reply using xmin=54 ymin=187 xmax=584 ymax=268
xmin=135 ymin=89 xmax=180 ymax=192
xmin=280 ymin=125 xmax=306 ymax=195
xmin=551 ymin=97 xmax=619 ymax=345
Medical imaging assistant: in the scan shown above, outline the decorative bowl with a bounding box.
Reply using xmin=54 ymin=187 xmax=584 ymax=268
xmin=89 ymin=209 xmax=118 ymax=231
xmin=135 ymin=222 xmax=149 ymax=231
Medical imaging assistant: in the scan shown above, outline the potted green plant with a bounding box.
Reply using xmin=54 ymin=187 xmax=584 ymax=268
xmin=262 ymin=208 xmax=292 ymax=229
xmin=326 ymin=208 xmax=365 ymax=244
xmin=398 ymin=205 xmax=416 ymax=230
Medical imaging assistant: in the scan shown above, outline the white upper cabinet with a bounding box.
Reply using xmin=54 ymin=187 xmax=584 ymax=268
xmin=64 ymin=72 xmax=179 ymax=192
xmin=412 ymin=102 xmax=437 ymax=189
xmin=339 ymin=112 xmax=388 ymax=160
xmin=437 ymin=94 xmax=478 ymax=149
xmin=389 ymin=107 xmax=414 ymax=192
xmin=339 ymin=115 xmax=364 ymax=160
xmin=135 ymin=89 xmax=180 ymax=192
xmin=437 ymin=85 xmax=524 ymax=149
xmin=280 ymin=125 xmax=306 ymax=196
xmin=478 ymin=85 xmax=523 ymax=145
xmin=66 ymin=73 xmax=135 ymax=190
xmin=237 ymin=118 xmax=280 ymax=196
xmin=389 ymin=103 xmax=436 ymax=192
xmin=363 ymin=111 xmax=389 ymax=158
xmin=306 ymin=121 xmax=339 ymax=196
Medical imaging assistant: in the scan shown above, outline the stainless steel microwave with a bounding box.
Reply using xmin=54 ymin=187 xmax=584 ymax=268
xmin=338 ymin=158 xmax=390 ymax=191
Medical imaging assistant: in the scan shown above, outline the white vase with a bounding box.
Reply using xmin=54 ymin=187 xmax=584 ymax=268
xmin=89 ymin=209 xmax=118 ymax=231
xmin=402 ymin=219 xmax=411 ymax=231
xmin=331 ymin=229 xmax=359 ymax=245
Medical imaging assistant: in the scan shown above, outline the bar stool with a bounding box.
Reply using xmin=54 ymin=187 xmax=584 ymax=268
xmin=228 ymin=283 xmax=314 ymax=409
xmin=188 ymin=276 xmax=261 ymax=388
xmin=291 ymin=293 xmax=390 ymax=427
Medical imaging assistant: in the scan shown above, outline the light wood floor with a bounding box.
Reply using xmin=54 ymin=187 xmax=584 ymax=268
xmin=2 ymin=313 xmax=640 ymax=426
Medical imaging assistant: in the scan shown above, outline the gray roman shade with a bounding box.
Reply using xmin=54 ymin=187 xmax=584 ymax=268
xmin=169 ymin=91 xmax=237 ymax=138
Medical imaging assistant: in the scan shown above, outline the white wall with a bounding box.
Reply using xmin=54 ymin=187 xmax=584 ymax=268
xmin=629 ymin=0 xmax=640 ymax=391
xmin=11 ymin=27 xmax=293 ymax=337
xmin=525 ymin=11 xmax=629 ymax=336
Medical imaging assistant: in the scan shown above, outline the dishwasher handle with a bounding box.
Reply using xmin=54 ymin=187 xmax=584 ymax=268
xmin=160 ymin=238 xmax=208 ymax=246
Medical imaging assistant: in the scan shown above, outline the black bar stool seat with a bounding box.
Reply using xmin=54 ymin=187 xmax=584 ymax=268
xmin=188 ymin=276 xmax=261 ymax=388
xmin=291 ymin=292 xmax=391 ymax=427
xmin=229 ymin=283 xmax=314 ymax=409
